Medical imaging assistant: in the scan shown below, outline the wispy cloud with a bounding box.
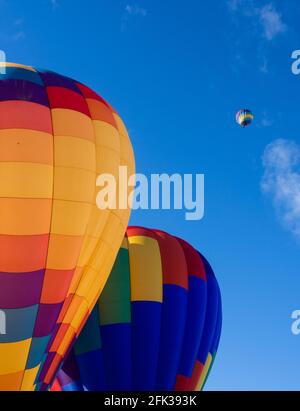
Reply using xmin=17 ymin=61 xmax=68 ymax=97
xmin=227 ymin=1 xmax=287 ymax=41
xmin=258 ymin=111 xmax=273 ymax=128
xmin=259 ymin=56 xmax=269 ymax=73
xmin=261 ymin=117 xmax=273 ymax=127
xmin=261 ymin=139 xmax=300 ymax=239
xmin=12 ymin=31 xmax=25 ymax=41
xmin=259 ymin=4 xmax=286 ymax=40
xmin=12 ymin=18 xmax=25 ymax=41
xmin=125 ymin=4 xmax=147 ymax=17
xmin=227 ymin=1 xmax=287 ymax=75
xmin=122 ymin=4 xmax=147 ymax=31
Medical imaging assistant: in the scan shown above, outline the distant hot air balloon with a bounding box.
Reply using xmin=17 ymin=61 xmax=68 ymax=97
xmin=236 ymin=109 xmax=254 ymax=127
xmin=0 ymin=62 xmax=135 ymax=391
xmin=52 ymin=226 xmax=222 ymax=391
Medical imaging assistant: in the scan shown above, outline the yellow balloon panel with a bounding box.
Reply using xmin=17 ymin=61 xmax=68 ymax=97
xmin=0 ymin=339 xmax=31 ymax=374
xmin=127 ymin=236 xmax=163 ymax=303
xmin=0 ymin=163 xmax=53 ymax=198
xmin=50 ymin=200 xmax=92 ymax=236
xmin=54 ymin=135 xmax=96 ymax=171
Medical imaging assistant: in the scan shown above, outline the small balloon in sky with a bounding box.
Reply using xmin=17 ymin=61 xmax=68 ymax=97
xmin=236 ymin=109 xmax=254 ymax=128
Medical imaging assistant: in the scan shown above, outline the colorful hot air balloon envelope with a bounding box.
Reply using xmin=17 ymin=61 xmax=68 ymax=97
xmin=0 ymin=62 xmax=135 ymax=391
xmin=236 ymin=109 xmax=254 ymax=127
xmin=53 ymin=226 xmax=222 ymax=391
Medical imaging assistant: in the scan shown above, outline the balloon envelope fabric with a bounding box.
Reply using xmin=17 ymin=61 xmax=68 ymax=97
xmin=55 ymin=226 xmax=222 ymax=391
xmin=235 ymin=109 xmax=254 ymax=127
xmin=0 ymin=62 xmax=135 ymax=390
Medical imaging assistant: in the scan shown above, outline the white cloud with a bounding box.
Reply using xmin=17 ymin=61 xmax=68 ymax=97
xmin=122 ymin=4 xmax=147 ymax=31
xmin=227 ymin=1 xmax=287 ymax=41
xmin=260 ymin=56 xmax=269 ymax=73
xmin=125 ymin=4 xmax=147 ymax=17
xmin=12 ymin=19 xmax=25 ymax=41
xmin=262 ymin=139 xmax=300 ymax=239
xmin=259 ymin=3 xmax=286 ymax=40
xmin=259 ymin=111 xmax=273 ymax=127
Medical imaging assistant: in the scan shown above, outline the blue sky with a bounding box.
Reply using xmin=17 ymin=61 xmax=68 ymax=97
xmin=2 ymin=0 xmax=300 ymax=390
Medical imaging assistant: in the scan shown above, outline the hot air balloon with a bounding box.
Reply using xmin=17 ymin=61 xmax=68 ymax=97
xmin=0 ymin=62 xmax=135 ymax=391
xmin=53 ymin=226 xmax=222 ymax=391
xmin=236 ymin=109 xmax=254 ymax=127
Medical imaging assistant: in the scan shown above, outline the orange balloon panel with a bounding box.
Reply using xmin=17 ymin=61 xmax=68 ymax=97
xmin=0 ymin=62 xmax=135 ymax=391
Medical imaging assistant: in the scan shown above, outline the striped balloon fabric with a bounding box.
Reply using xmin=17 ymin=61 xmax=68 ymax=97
xmin=0 ymin=62 xmax=134 ymax=390
xmin=54 ymin=226 xmax=222 ymax=391
xmin=236 ymin=109 xmax=254 ymax=127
